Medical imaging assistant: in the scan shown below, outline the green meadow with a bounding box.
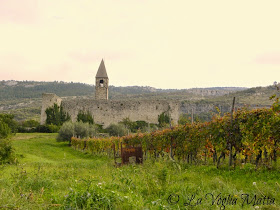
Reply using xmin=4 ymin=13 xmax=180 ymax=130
xmin=0 ymin=133 xmax=279 ymax=209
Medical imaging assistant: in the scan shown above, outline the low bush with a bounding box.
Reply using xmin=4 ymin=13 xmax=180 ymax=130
xmin=57 ymin=122 xmax=74 ymax=143
xmin=74 ymin=121 xmax=89 ymax=139
xmin=0 ymin=138 xmax=15 ymax=164
xmin=18 ymin=120 xmax=40 ymax=133
xmin=18 ymin=123 xmax=60 ymax=133
xmin=0 ymin=114 xmax=18 ymax=133
xmin=47 ymin=124 xmax=60 ymax=133
xmin=119 ymin=118 xmax=157 ymax=133
xmin=34 ymin=125 xmax=52 ymax=133
xmin=0 ymin=120 xmax=15 ymax=164
xmin=105 ymin=123 xmax=128 ymax=137
xmin=0 ymin=121 xmax=11 ymax=139
xmin=22 ymin=119 xmax=40 ymax=128
xmin=57 ymin=122 xmax=98 ymax=143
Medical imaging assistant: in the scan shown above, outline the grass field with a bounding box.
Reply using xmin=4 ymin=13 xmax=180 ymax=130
xmin=0 ymin=133 xmax=279 ymax=209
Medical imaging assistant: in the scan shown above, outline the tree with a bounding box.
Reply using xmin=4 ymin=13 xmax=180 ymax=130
xmin=270 ymin=84 xmax=280 ymax=112
xmin=77 ymin=110 xmax=94 ymax=124
xmin=158 ymin=112 xmax=170 ymax=128
xmin=134 ymin=121 xmax=148 ymax=131
xmin=45 ymin=104 xmax=70 ymax=126
xmin=119 ymin=117 xmax=136 ymax=132
xmin=0 ymin=138 xmax=14 ymax=164
xmin=106 ymin=124 xmax=127 ymax=137
xmin=119 ymin=118 xmax=151 ymax=133
xmin=0 ymin=114 xmax=18 ymax=133
xmin=0 ymin=121 xmax=11 ymax=139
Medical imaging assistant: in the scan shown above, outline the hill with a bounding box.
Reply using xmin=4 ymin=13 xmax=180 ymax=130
xmin=0 ymin=80 xmax=245 ymax=100
xmin=0 ymin=80 xmax=278 ymax=122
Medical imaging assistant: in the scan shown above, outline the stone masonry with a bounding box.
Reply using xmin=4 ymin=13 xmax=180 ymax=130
xmin=95 ymin=59 xmax=109 ymax=100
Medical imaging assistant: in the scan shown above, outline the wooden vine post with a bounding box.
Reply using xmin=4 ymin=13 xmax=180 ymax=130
xmin=170 ymin=139 xmax=173 ymax=159
xmin=169 ymin=111 xmax=174 ymax=160
xmin=191 ymin=108 xmax=194 ymax=124
xmin=229 ymin=97 xmax=235 ymax=167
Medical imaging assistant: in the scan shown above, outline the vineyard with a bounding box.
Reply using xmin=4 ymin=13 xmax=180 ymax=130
xmin=71 ymin=98 xmax=280 ymax=169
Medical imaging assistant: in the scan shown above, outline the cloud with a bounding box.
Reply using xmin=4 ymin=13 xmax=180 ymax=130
xmin=0 ymin=0 xmax=38 ymax=24
xmin=255 ymin=52 xmax=280 ymax=65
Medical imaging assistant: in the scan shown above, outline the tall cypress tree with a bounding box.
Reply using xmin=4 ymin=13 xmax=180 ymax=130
xmin=45 ymin=104 xmax=70 ymax=126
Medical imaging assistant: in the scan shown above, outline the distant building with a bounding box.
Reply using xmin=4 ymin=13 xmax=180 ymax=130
xmin=40 ymin=60 xmax=180 ymax=127
xmin=95 ymin=59 xmax=109 ymax=100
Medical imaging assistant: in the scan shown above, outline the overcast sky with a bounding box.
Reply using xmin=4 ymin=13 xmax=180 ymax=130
xmin=0 ymin=0 xmax=280 ymax=89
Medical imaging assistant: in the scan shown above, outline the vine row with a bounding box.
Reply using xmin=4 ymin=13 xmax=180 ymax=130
xmin=71 ymin=107 xmax=280 ymax=168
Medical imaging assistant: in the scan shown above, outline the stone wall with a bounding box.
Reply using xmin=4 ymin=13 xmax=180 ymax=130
xmin=41 ymin=93 xmax=180 ymax=127
xmin=62 ymin=99 xmax=180 ymax=127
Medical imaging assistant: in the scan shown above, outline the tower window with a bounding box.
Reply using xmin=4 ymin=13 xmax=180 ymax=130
xmin=100 ymin=79 xmax=104 ymax=87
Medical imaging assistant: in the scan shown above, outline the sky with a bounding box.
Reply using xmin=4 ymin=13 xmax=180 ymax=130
xmin=0 ymin=0 xmax=280 ymax=89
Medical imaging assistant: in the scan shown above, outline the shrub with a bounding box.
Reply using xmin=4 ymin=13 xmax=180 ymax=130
xmin=141 ymin=123 xmax=158 ymax=132
xmin=74 ymin=121 xmax=89 ymax=139
xmin=0 ymin=121 xmax=11 ymax=139
xmin=35 ymin=125 xmax=51 ymax=133
xmin=106 ymin=123 xmax=127 ymax=137
xmin=77 ymin=110 xmax=94 ymax=124
xmin=22 ymin=120 xmax=40 ymax=128
xmin=0 ymin=138 xmax=14 ymax=164
xmin=178 ymin=114 xmax=191 ymax=125
xmin=0 ymin=120 xmax=15 ymax=164
xmin=18 ymin=124 xmax=60 ymax=133
xmin=57 ymin=121 xmax=75 ymax=143
xmin=0 ymin=114 xmax=18 ymax=133
xmin=88 ymin=124 xmax=98 ymax=137
xmin=57 ymin=122 xmax=98 ymax=143
xmin=94 ymin=124 xmax=106 ymax=133
xmin=120 ymin=118 xmax=154 ymax=133
xmin=17 ymin=126 xmax=31 ymax=133
xmin=119 ymin=117 xmax=136 ymax=131
xmin=47 ymin=124 xmax=60 ymax=133
xmin=134 ymin=120 xmax=148 ymax=131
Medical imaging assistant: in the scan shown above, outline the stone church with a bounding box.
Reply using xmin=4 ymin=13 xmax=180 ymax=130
xmin=40 ymin=60 xmax=180 ymax=127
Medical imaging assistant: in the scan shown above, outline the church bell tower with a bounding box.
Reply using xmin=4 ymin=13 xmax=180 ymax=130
xmin=95 ymin=59 xmax=109 ymax=100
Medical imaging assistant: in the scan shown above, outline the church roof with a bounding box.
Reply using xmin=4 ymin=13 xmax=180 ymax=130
xmin=96 ymin=59 xmax=108 ymax=78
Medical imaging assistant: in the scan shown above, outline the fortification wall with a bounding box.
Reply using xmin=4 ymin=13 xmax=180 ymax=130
xmin=40 ymin=93 xmax=62 ymax=125
xmin=61 ymin=99 xmax=180 ymax=127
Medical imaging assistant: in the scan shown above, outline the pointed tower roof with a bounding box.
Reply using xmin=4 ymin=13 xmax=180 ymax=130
xmin=96 ymin=59 xmax=108 ymax=78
